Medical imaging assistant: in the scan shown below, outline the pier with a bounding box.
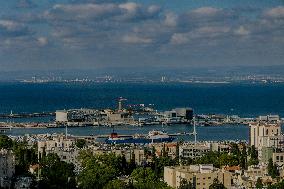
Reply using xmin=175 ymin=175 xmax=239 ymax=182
xmin=0 ymin=112 xmax=55 ymax=119
xmin=73 ymin=132 xmax=196 ymax=140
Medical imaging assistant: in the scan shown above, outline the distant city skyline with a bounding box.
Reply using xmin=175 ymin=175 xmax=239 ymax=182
xmin=0 ymin=0 xmax=283 ymax=71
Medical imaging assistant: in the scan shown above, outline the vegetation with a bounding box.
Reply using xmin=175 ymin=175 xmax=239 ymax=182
xmin=77 ymin=150 xmax=173 ymax=189
xmin=248 ymin=145 xmax=259 ymax=166
xmin=0 ymin=135 xmax=13 ymax=149
xmin=39 ymin=153 xmax=76 ymax=189
xmin=2 ymin=136 xmax=275 ymax=189
xmin=267 ymin=158 xmax=279 ymax=179
xmin=255 ymin=177 xmax=263 ymax=189
xmin=178 ymin=179 xmax=193 ymax=189
xmin=75 ymin=139 xmax=86 ymax=149
xmin=268 ymin=180 xmax=284 ymax=189
xmin=209 ymin=178 xmax=226 ymax=189
xmin=0 ymin=135 xmax=38 ymax=176
xmin=180 ymin=143 xmax=251 ymax=169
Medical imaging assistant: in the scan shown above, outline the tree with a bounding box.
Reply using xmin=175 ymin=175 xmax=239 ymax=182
xmin=78 ymin=152 xmax=125 ymax=189
xmin=174 ymin=142 xmax=180 ymax=165
xmin=39 ymin=153 xmax=76 ymax=189
xmin=130 ymin=167 xmax=171 ymax=189
xmin=209 ymin=178 xmax=226 ymax=189
xmin=75 ymin=139 xmax=86 ymax=148
xmin=248 ymin=145 xmax=259 ymax=165
xmin=178 ymin=179 xmax=193 ymax=189
xmin=218 ymin=153 xmax=239 ymax=167
xmin=0 ymin=135 xmax=13 ymax=149
xmin=104 ymin=179 xmax=128 ymax=189
xmin=194 ymin=151 xmax=220 ymax=168
xmin=268 ymin=179 xmax=284 ymax=189
xmin=267 ymin=158 xmax=279 ymax=179
xmin=255 ymin=177 xmax=263 ymax=189
xmin=14 ymin=145 xmax=38 ymax=175
xmin=128 ymin=151 xmax=136 ymax=175
xmin=131 ymin=167 xmax=157 ymax=183
xmin=240 ymin=145 xmax=247 ymax=169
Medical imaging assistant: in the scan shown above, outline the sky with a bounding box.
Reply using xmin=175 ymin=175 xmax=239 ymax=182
xmin=0 ymin=0 xmax=284 ymax=71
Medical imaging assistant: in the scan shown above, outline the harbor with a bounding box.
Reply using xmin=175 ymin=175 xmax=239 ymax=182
xmin=2 ymin=124 xmax=250 ymax=141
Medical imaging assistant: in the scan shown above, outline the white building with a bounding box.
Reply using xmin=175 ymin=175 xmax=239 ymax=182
xmin=38 ymin=136 xmax=81 ymax=172
xmin=179 ymin=142 xmax=230 ymax=160
xmin=249 ymin=122 xmax=282 ymax=149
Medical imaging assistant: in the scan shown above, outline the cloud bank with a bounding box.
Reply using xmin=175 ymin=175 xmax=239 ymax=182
xmin=0 ymin=1 xmax=283 ymax=71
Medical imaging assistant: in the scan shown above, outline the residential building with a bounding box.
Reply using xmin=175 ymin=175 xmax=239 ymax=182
xmin=164 ymin=164 xmax=233 ymax=189
xmin=249 ymin=121 xmax=283 ymax=150
xmin=0 ymin=149 xmax=15 ymax=188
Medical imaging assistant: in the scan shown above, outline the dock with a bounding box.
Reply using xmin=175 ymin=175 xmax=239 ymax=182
xmin=73 ymin=132 xmax=195 ymax=140
xmin=0 ymin=112 xmax=55 ymax=119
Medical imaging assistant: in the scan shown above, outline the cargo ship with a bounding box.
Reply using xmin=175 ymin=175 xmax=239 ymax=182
xmin=105 ymin=130 xmax=175 ymax=144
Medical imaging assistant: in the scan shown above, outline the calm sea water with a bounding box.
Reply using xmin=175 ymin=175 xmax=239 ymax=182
xmin=0 ymin=82 xmax=283 ymax=116
xmin=7 ymin=124 xmax=249 ymax=142
xmin=1 ymin=82 xmax=283 ymax=140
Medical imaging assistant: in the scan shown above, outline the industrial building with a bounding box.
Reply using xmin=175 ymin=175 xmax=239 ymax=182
xmin=163 ymin=108 xmax=193 ymax=123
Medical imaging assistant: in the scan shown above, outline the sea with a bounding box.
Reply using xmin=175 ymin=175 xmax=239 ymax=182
xmin=1 ymin=82 xmax=284 ymax=141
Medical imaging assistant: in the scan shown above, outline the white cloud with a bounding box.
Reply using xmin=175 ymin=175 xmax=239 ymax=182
xmin=264 ymin=6 xmax=284 ymax=18
xmin=191 ymin=7 xmax=221 ymax=16
xmin=37 ymin=37 xmax=48 ymax=46
xmin=234 ymin=26 xmax=250 ymax=36
xmin=170 ymin=33 xmax=189 ymax=45
xmin=122 ymin=35 xmax=152 ymax=44
xmin=164 ymin=12 xmax=178 ymax=27
xmin=46 ymin=3 xmax=121 ymax=21
xmin=119 ymin=2 xmax=139 ymax=13
xmin=0 ymin=20 xmax=21 ymax=31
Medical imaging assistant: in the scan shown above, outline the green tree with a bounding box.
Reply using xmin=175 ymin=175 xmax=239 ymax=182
xmin=267 ymin=158 xmax=279 ymax=179
xmin=218 ymin=153 xmax=239 ymax=167
xmin=268 ymin=179 xmax=284 ymax=189
xmin=131 ymin=167 xmax=157 ymax=182
xmin=178 ymin=179 xmax=193 ymax=189
xmin=209 ymin=178 xmax=226 ymax=189
xmin=194 ymin=151 xmax=220 ymax=168
xmin=104 ymin=179 xmax=128 ymax=189
xmin=255 ymin=177 xmax=263 ymax=189
xmin=130 ymin=167 xmax=171 ymax=189
xmin=78 ymin=152 xmax=125 ymax=189
xmin=39 ymin=153 xmax=76 ymax=189
xmin=128 ymin=151 xmax=136 ymax=175
xmin=248 ymin=145 xmax=259 ymax=165
xmin=0 ymin=135 xmax=13 ymax=149
xmin=240 ymin=145 xmax=247 ymax=169
xmin=75 ymin=139 xmax=86 ymax=148
xmin=14 ymin=145 xmax=38 ymax=175
xmin=175 ymin=142 xmax=180 ymax=165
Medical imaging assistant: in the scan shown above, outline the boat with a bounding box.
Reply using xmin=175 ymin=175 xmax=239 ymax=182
xmin=105 ymin=130 xmax=175 ymax=144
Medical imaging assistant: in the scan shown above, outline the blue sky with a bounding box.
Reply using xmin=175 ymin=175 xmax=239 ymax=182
xmin=0 ymin=0 xmax=283 ymax=71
